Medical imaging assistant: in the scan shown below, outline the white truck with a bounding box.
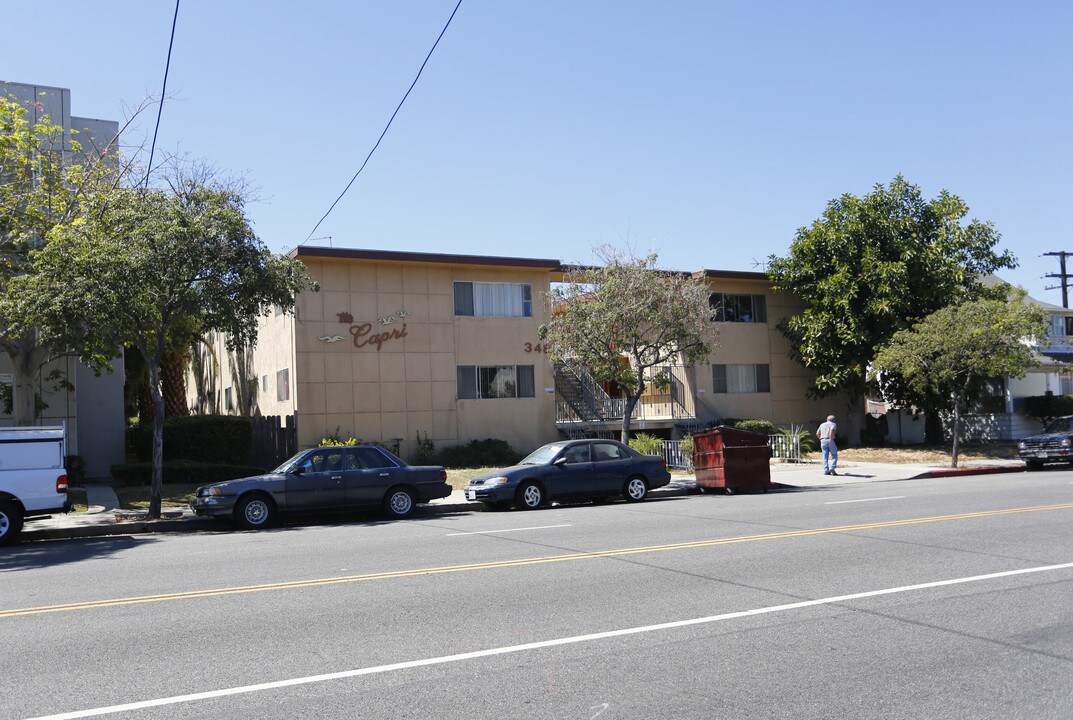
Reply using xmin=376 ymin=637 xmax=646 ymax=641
xmin=0 ymin=426 xmax=70 ymax=546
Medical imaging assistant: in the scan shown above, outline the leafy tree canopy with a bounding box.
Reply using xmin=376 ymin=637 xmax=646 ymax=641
xmin=873 ymin=285 xmax=1047 ymax=466
xmin=540 ymin=246 xmax=715 ymax=443
xmin=767 ymin=175 xmax=1017 ymax=441
xmin=14 ymin=177 xmax=317 ymax=516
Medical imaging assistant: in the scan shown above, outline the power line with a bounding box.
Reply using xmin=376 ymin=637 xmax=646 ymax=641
xmin=145 ymin=0 xmax=181 ymax=188
xmin=304 ymin=0 xmax=463 ymax=244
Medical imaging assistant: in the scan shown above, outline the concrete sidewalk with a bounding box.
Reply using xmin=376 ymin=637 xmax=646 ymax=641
xmin=17 ymin=458 xmax=1028 ymax=543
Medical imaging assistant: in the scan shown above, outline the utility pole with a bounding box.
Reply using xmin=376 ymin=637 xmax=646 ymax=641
xmin=1044 ymin=251 xmax=1072 ymax=308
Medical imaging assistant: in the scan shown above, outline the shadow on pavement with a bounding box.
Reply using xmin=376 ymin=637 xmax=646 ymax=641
xmin=0 ymin=535 xmax=157 ymax=572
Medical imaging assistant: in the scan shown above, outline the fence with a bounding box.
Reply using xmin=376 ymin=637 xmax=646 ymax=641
xmin=660 ymin=433 xmax=801 ymax=470
xmin=250 ymin=414 xmax=297 ymax=468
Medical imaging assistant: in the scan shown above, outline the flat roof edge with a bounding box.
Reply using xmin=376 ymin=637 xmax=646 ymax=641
xmin=291 ymin=246 xmax=562 ymax=270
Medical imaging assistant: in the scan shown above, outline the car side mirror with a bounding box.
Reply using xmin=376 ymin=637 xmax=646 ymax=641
xmin=292 ymin=465 xmax=306 ymax=475
xmin=553 ymin=456 xmax=568 ymax=466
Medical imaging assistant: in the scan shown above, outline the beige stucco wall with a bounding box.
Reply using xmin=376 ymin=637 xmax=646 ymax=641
xmin=695 ymin=278 xmax=843 ymax=429
xmin=291 ymin=257 xmax=558 ymax=459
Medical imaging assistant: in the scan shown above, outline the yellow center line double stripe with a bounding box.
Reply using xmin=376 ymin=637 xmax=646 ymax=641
xmin=5 ymin=502 xmax=1072 ymax=619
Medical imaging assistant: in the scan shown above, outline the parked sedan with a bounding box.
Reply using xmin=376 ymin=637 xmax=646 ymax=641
xmin=463 ymin=439 xmax=671 ymax=510
xmin=1018 ymin=415 xmax=1073 ymax=469
xmin=191 ymin=446 xmax=451 ymax=529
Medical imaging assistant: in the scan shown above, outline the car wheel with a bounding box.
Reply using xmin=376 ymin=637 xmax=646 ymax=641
xmin=623 ymin=476 xmax=648 ymax=503
xmin=516 ymin=482 xmax=544 ymax=510
xmin=383 ymin=487 xmax=416 ymax=519
xmin=233 ymin=494 xmax=274 ymax=530
xmin=0 ymin=498 xmax=24 ymax=547
xmin=1025 ymin=460 xmax=1044 ymax=471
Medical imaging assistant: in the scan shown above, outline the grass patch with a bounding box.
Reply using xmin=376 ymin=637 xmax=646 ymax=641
xmin=445 ymin=467 xmax=498 ymax=491
xmin=837 ymin=442 xmax=1018 ymax=465
xmin=115 ymin=483 xmax=202 ymax=510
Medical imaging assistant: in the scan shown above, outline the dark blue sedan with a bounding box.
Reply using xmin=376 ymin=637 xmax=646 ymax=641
xmin=463 ymin=439 xmax=671 ymax=510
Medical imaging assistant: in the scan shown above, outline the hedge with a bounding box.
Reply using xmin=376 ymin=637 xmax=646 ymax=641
xmin=110 ymin=460 xmax=266 ymax=486
xmin=436 ymin=439 xmax=520 ymax=468
xmin=129 ymin=415 xmax=253 ymax=465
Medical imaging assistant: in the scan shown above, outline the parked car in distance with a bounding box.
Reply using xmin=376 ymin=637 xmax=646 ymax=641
xmin=1018 ymin=415 xmax=1073 ymax=470
xmin=463 ymin=439 xmax=671 ymax=510
xmin=191 ymin=445 xmax=451 ymax=529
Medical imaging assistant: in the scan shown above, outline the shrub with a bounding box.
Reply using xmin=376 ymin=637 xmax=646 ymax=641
xmin=436 ymin=439 xmax=520 ymax=468
xmin=413 ymin=432 xmax=437 ymax=465
xmin=128 ymin=415 xmax=253 ymax=464
xmin=730 ymin=419 xmax=776 ymax=435
xmin=629 ymin=433 xmax=664 ymax=456
xmin=679 ymin=434 xmax=694 ymax=459
xmin=1023 ymin=394 xmax=1073 ymax=425
xmin=110 ymin=460 xmax=266 ymax=486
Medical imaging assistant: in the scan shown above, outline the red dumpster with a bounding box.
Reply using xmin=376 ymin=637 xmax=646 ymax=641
xmin=692 ymin=426 xmax=772 ymax=494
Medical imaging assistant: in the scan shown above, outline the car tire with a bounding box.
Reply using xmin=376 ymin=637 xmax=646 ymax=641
xmin=516 ymin=482 xmax=544 ymax=510
xmin=233 ymin=493 xmax=274 ymax=530
xmin=1025 ymin=460 xmax=1044 ymax=471
xmin=383 ymin=487 xmax=416 ymax=519
xmin=0 ymin=498 xmax=24 ymax=547
xmin=623 ymin=476 xmax=648 ymax=503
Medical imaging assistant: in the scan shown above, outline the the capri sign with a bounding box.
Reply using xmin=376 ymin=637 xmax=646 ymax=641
xmin=320 ymin=310 xmax=409 ymax=351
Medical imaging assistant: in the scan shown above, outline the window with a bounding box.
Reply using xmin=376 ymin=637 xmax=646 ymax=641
xmin=976 ymin=378 xmax=1007 ymax=413
xmin=276 ymin=368 xmax=290 ymax=402
xmin=1063 ymin=375 xmax=1073 ymax=396
xmin=261 ymin=375 xmax=268 ymax=393
xmin=712 ymin=364 xmax=770 ymax=393
xmin=454 ymin=282 xmax=533 ymax=317
xmin=224 ymin=388 xmax=233 ymax=412
xmin=593 ymin=442 xmax=629 ymax=462
xmin=353 ymin=447 xmax=399 ymax=469
xmin=1065 ymin=316 xmax=1073 ymax=335
xmin=457 ymin=365 xmax=536 ymax=399
xmin=709 ymin=293 xmax=767 ymax=323
xmin=562 ymin=444 xmax=591 ymax=464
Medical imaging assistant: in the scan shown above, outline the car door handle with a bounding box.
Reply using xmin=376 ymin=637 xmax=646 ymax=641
xmin=331 ymin=475 xmax=342 ymax=480
xmin=379 ymin=472 xmax=390 ymax=477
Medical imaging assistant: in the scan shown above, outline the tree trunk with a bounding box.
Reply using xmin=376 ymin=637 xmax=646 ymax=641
xmin=950 ymin=398 xmax=962 ymax=468
xmin=161 ymin=349 xmax=190 ymax=417
xmin=620 ymin=374 xmax=646 ymax=445
xmin=147 ymin=359 xmax=166 ymax=519
xmin=5 ymin=338 xmax=48 ymax=426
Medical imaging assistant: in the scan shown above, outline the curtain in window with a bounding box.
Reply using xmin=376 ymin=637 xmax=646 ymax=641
xmin=457 ymin=366 xmax=477 ymax=399
xmin=517 ymin=365 xmax=535 ymax=397
xmin=454 ymin=282 xmax=474 ymax=316
xmin=726 ymin=364 xmax=752 ymax=393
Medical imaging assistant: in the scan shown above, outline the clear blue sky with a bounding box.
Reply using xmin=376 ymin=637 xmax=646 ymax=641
xmin=5 ymin=1 xmax=1071 ymax=302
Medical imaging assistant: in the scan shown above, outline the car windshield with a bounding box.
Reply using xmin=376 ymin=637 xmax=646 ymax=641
xmin=1044 ymin=416 xmax=1073 ymax=433
xmin=519 ymin=443 xmax=566 ymax=465
xmin=272 ymin=450 xmax=310 ymax=474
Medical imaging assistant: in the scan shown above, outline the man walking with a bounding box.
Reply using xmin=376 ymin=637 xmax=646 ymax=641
xmin=817 ymin=415 xmax=838 ymax=475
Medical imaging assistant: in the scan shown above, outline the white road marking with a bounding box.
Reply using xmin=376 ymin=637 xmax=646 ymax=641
xmin=446 ymin=524 xmax=571 ymax=536
xmin=825 ymin=496 xmax=905 ymax=505
xmin=28 ymin=561 xmax=1073 ymax=720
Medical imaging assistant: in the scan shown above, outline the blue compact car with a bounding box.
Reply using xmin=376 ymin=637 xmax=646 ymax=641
xmin=463 ymin=439 xmax=671 ymax=510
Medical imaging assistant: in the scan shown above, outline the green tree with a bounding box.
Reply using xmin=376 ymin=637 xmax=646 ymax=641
xmin=540 ymin=247 xmax=716 ymax=444
xmin=873 ymin=286 xmax=1047 ymax=467
xmin=0 ymin=94 xmax=125 ymax=424
xmin=767 ymin=175 xmax=1017 ymax=445
xmin=14 ymin=178 xmax=318 ymax=517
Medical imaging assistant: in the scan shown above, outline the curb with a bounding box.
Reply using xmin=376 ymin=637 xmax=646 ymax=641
xmin=20 ymin=484 xmax=698 ymax=543
xmin=909 ymin=464 xmax=1025 ymax=480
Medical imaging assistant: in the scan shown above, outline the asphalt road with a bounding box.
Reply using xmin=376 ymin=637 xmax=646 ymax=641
xmin=3 ymin=470 xmax=1072 ymax=720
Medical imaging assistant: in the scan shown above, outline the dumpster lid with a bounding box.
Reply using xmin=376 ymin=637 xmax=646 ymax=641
xmin=692 ymin=425 xmax=770 ymax=447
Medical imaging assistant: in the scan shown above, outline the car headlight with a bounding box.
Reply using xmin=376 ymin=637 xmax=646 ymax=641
xmin=481 ymin=477 xmax=511 ymax=485
xmin=198 ymin=486 xmax=223 ymax=497
xmin=1062 ymin=439 xmax=1072 ymax=448
xmin=1018 ymin=441 xmax=1027 ymax=450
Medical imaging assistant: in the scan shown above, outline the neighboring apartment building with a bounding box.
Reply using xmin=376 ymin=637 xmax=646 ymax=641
xmin=193 ymin=247 xmax=844 ymax=462
xmin=0 ymin=81 xmax=125 ymax=479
